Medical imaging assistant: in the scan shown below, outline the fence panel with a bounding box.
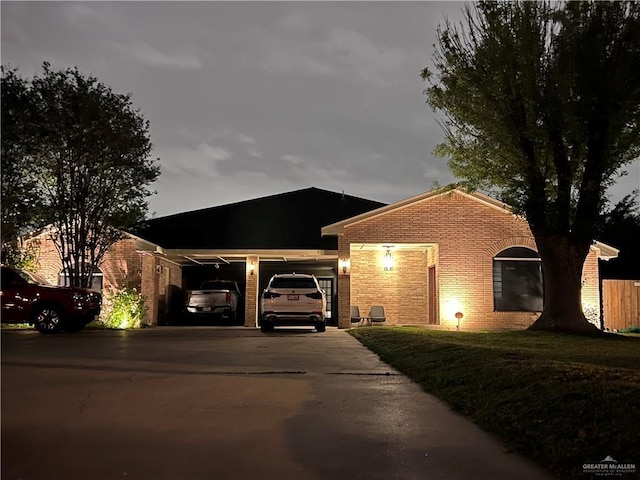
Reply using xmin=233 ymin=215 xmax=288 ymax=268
xmin=602 ymin=279 xmax=640 ymax=331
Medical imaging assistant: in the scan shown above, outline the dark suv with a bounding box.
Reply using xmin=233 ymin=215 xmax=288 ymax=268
xmin=1 ymin=266 xmax=102 ymax=333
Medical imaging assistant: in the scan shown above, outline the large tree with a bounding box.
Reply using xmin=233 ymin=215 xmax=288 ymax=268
xmin=1 ymin=67 xmax=45 ymax=246
xmin=423 ymin=1 xmax=640 ymax=333
xmin=1 ymin=63 xmax=160 ymax=288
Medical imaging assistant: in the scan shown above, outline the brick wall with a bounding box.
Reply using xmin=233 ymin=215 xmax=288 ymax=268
xmin=351 ymin=250 xmax=428 ymax=326
xmin=155 ymin=258 xmax=183 ymax=326
xmin=25 ymin=234 xmax=142 ymax=295
xmin=25 ymin=233 xmax=149 ymax=322
xmin=337 ymin=190 xmax=603 ymax=330
xmin=337 ymin=240 xmax=352 ymax=328
xmin=245 ymin=256 xmax=259 ymax=327
xmin=140 ymin=253 xmax=158 ymax=326
xmin=581 ymin=249 xmax=601 ymax=325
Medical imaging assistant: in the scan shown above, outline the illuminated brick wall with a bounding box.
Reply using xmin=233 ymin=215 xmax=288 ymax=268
xmin=581 ymin=249 xmax=601 ymax=326
xmin=139 ymin=254 xmax=184 ymax=326
xmin=245 ymin=256 xmax=259 ymax=327
xmin=337 ymin=190 xmax=603 ymax=330
xmin=350 ymin=249 xmax=429 ymax=326
xmin=26 ymin=234 xmax=142 ymax=295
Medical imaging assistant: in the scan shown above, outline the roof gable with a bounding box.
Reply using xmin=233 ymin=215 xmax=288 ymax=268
xmin=322 ymin=185 xmax=513 ymax=236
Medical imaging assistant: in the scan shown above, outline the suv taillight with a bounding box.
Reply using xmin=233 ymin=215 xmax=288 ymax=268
xmin=305 ymin=291 xmax=323 ymax=299
xmin=226 ymin=292 xmax=232 ymax=304
xmin=263 ymin=291 xmax=281 ymax=299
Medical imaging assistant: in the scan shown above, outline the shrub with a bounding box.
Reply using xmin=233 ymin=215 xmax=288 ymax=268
xmin=100 ymin=287 xmax=147 ymax=329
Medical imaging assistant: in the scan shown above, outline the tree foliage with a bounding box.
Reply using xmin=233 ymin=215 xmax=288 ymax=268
xmin=1 ymin=67 xmax=46 ymax=244
xmin=423 ymin=1 xmax=640 ymax=332
xmin=598 ymin=192 xmax=640 ymax=280
xmin=1 ymin=63 xmax=160 ymax=288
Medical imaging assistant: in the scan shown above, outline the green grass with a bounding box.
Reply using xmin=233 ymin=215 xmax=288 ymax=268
xmin=349 ymin=327 xmax=640 ymax=479
xmin=0 ymin=323 xmax=34 ymax=330
xmin=1 ymin=320 xmax=131 ymax=331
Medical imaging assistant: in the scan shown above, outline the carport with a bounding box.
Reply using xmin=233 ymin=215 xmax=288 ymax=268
xmin=136 ymin=247 xmax=337 ymax=327
xmin=132 ymin=188 xmax=385 ymax=327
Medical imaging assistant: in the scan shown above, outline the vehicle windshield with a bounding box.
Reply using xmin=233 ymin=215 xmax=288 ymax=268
xmin=270 ymin=278 xmax=317 ymax=289
xmin=16 ymin=269 xmax=51 ymax=286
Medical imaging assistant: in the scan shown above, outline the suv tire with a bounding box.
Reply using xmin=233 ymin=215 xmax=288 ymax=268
xmin=316 ymin=322 xmax=326 ymax=333
xmin=260 ymin=321 xmax=274 ymax=333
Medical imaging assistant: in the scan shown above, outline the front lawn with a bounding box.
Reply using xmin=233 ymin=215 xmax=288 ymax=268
xmin=349 ymin=327 xmax=640 ymax=479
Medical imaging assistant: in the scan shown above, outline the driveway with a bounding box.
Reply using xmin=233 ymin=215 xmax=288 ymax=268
xmin=1 ymin=327 xmax=555 ymax=480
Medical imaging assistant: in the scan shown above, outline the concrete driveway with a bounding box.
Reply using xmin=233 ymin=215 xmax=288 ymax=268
xmin=1 ymin=327 xmax=555 ymax=480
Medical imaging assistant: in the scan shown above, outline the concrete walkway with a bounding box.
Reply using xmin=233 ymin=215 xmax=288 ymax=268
xmin=1 ymin=327 xmax=556 ymax=479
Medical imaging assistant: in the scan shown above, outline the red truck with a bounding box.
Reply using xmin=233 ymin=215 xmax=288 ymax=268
xmin=1 ymin=265 xmax=102 ymax=333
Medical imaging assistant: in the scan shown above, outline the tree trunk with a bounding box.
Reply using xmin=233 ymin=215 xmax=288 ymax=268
xmin=527 ymin=232 xmax=601 ymax=334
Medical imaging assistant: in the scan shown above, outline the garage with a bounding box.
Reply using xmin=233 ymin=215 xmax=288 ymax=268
xmin=180 ymin=260 xmax=247 ymax=325
xmin=133 ymin=187 xmax=386 ymax=327
xmin=258 ymin=260 xmax=338 ymax=326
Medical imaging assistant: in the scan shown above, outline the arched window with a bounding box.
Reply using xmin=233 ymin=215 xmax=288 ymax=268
xmin=493 ymin=247 xmax=543 ymax=312
xmin=58 ymin=266 xmax=104 ymax=292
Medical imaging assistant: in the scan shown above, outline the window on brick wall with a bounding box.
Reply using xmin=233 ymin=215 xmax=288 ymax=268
xmin=493 ymin=247 xmax=543 ymax=312
xmin=58 ymin=266 xmax=104 ymax=292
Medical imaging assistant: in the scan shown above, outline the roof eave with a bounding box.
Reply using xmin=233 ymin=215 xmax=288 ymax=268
xmin=592 ymin=240 xmax=620 ymax=261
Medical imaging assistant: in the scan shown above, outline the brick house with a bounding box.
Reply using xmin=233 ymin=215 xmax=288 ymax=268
xmin=24 ymin=186 xmax=617 ymax=330
xmin=322 ymin=186 xmax=618 ymax=330
xmin=21 ymin=230 xmax=153 ymax=304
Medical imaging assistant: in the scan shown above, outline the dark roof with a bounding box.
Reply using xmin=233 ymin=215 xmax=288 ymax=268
xmin=132 ymin=187 xmax=386 ymax=250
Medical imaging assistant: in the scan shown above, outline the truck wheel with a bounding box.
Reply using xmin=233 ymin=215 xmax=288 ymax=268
xmin=261 ymin=321 xmax=273 ymax=333
xmin=316 ymin=322 xmax=326 ymax=333
xmin=33 ymin=305 xmax=64 ymax=334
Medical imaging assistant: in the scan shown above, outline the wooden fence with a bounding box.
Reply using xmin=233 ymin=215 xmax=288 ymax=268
xmin=602 ymin=279 xmax=640 ymax=331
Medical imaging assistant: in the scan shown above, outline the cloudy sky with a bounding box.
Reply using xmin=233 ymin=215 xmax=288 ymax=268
xmin=2 ymin=2 xmax=638 ymax=218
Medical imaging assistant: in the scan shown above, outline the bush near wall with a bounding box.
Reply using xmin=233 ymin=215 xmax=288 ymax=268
xmin=99 ymin=286 xmax=148 ymax=329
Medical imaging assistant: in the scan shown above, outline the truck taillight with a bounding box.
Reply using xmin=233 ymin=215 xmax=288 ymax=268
xmin=226 ymin=292 xmax=231 ymax=304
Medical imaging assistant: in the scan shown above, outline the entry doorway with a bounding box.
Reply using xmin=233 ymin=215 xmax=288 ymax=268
xmin=428 ymin=265 xmax=438 ymax=324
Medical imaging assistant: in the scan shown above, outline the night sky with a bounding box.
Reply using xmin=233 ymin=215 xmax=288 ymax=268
xmin=2 ymin=1 xmax=638 ymax=217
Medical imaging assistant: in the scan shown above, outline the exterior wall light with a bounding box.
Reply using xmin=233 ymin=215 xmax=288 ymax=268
xmin=249 ymin=262 xmax=255 ymax=276
xmin=455 ymin=311 xmax=464 ymax=331
xmin=383 ymin=248 xmax=394 ymax=271
xmin=339 ymin=258 xmax=350 ymax=275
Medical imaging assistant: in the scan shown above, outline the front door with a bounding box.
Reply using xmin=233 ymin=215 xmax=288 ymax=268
xmin=428 ymin=266 xmax=438 ymax=324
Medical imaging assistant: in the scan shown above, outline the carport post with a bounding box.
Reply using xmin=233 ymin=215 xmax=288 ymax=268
xmin=140 ymin=253 xmax=160 ymax=326
xmin=244 ymin=256 xmax=259 ymax=327
xmin=337 ymin=241 xmax=352 ymax=329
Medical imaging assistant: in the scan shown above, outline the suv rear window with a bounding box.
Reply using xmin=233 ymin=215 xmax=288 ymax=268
xmin=270 ymin=278 xmax=317 ymax=289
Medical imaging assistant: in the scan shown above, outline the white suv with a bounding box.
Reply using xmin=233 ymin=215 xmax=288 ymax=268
xmin=260 ymin=274 xmax=327 ymax=332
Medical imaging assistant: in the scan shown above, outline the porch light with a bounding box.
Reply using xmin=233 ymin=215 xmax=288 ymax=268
xmin=383 ymin=248 xmax=394 ymax=271
xmin=249 ymin=262 xmax=255 ymax=276
xmin=339 ymin=258 xmax=350 ymax=275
